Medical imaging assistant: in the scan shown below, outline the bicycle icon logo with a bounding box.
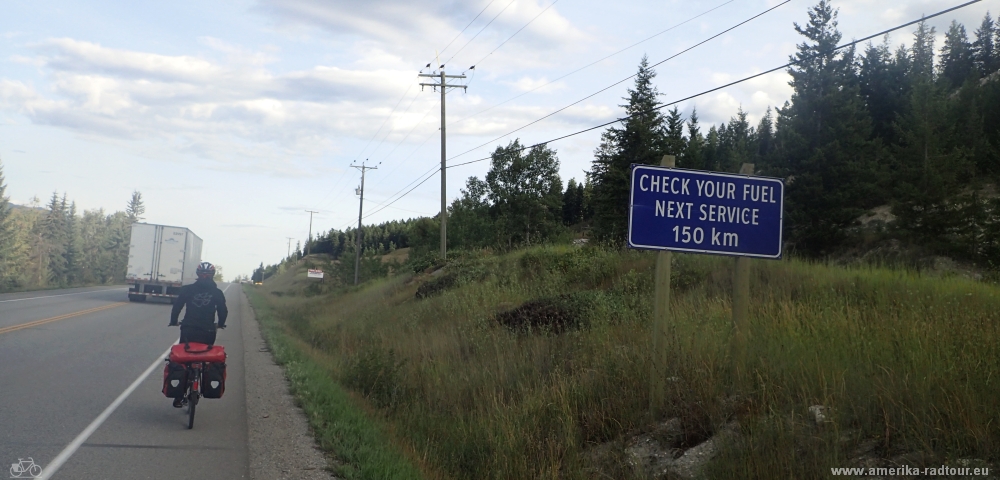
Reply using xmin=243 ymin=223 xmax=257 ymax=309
xmin=9 ymin=458 xmax=42 ymax=478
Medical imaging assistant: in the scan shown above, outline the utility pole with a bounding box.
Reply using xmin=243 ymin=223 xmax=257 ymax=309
xmin=352 ymin=162 xmax=377 ymax=285
xmin=419 ymin=66 xmax=466 ymax=260
xmin=304 ymin=210 xmax=318 ymax=257
xmin=286 ymin=237 xmax=295 ymax=258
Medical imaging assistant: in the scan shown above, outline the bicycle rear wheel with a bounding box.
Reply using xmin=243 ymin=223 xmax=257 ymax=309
xmin=188 ymin=402 xmax=198 ymax=430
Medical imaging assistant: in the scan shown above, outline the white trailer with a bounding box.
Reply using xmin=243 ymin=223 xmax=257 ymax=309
xmin=126 ymin=223 xmax=203 ymax=302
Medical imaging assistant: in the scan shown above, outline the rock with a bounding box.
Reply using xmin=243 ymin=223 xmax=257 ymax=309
xmin=808 ymin=405 xmax=829 ymax=424
xmin=617 ymin=420 xmax=741 ymax=480
xmin=670 ymin=436 xmax=720 ymax=479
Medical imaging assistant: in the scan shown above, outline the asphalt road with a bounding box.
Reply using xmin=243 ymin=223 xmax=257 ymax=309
xmin=0 ymin=284 xmax=250 ymax=479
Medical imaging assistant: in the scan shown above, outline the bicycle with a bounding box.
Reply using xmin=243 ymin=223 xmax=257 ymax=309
xmin=9 ymin=458 xmax=42 ymax=478
xmin=166 ymin=325 xmax=227 ymax=429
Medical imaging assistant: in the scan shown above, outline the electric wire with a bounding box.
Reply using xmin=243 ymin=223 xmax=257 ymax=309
xmin=355 ymin=0 xmax=982 ymax=219
xmin=461 ymin=0 xmax=561 ymax=74
xmin=445 ymin=0 xmax=983 ymax=170
xmin=336 ymin=0 xmax=983 ymax=229
xmin=433 ymin=0 xmax=499 ymax=64
xmin=310 ymin=81 xmax=416 ymax=211
xmin=447 ymin=0 xmax=790 ymax=162
xmin=375 ymin=110 xmax=437 ymax=181
xmin=443 ymin=0 xmax=518 ymax=66
xmin=456 ymin=0 xmax=733 ymax=103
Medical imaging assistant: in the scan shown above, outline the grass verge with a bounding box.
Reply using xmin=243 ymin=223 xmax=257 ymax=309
xmin=249 ymin=246 xmax=1000 ymax=479
xmin=244 ymin=285 xmax=423 ymax=479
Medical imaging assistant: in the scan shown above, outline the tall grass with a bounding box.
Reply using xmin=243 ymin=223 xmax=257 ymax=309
xmin=254 ymin=246 xmax=1000 ymax=479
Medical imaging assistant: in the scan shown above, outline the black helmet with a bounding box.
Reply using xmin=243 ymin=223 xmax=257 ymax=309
xmin=196 ymin=262 xmax=216 ymax=278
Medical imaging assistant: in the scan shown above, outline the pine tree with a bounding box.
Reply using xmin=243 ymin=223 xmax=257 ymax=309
xmin=0 ymin=159 xmax=15 ymax=288
xmin=912 ymin=21 xmax=937 ymax=81
xmin=703 ymin=125 xmax=720 ymax=171
xmin=859 ymin=37 xmax=910 ymax=144
xmin=562 ymin=178 xmax=583 ymax=226
xmin=771 ymin=0 xmax=882 ymax=254
xmin=719 ymin=108 xmax=752 ymax=172
xmin=939 ymin=20 xmax=975 ymax=89
xmin=972 ymin=12 xmax=997 ymax=76
xmin=126 ymin=190 xmax=145 ymax=223
xmin=64 ymin=201 xmax=82 ymax=285
xmin=588 ymin=56 xmax=667 ymax=244
xmin=664 ymin=106 xmax=687 ymax=165
xmin=685 ymin=108 xmax=705 ymax=170
xmin=755 ymin=107 xmax=775 ymax=168
xmin=40 ymin=192 xmax=68 ymax=286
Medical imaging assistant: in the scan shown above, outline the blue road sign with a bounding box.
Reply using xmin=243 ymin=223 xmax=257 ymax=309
xmin=628 ymin=164 xmax=784 ymax=258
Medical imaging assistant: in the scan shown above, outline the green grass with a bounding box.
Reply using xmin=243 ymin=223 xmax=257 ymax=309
xmin=244 ymin=285 xmax=423 ymax=479
xmin=249 ymin=245 xmax=1000 ymax=479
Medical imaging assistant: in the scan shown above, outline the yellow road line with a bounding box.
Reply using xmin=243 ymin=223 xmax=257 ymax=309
xmin=0 ymin=302 xmax=128 ymax=336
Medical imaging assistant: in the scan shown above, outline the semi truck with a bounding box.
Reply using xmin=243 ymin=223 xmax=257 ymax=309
xmin=126 ymin=223 xmax=203 ymax=302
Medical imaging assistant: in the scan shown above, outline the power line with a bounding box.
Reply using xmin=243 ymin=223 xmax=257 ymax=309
xmin=349 ymin=0 xmax=983 ymax=226
xmin=443 ymin=0 xmax=518 ymax=66
xmin=453 ymin=0 xmax=735 ymax=122
xmin=447 ymin=0 xmax=790 ymax=163
xmin=461 ymin=0 xmax=561 ymax=72
xmin=434 ymin=0 xmax=499 ymax=63
xmin=445 ymin=0 xmax=983 ymax=170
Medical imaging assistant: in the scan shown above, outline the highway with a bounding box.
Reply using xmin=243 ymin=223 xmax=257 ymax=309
xmin=0 ymin=284 xmax=250 ymax=479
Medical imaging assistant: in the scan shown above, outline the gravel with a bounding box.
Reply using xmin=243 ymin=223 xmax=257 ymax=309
xmin=240 ymin=290 xmax=337 ymax=479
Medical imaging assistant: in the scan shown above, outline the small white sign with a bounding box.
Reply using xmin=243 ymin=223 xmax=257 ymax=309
xmin=307 ymin=269 xmax=324 ymax=279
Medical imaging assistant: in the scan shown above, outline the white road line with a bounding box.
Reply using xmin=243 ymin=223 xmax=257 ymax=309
xmin=0 ymin=288 xmax=128 ymax=304
xmin=38 ymin=345 xmax=173 ymax=480
xmin=40 ymin=283 xmax=234 ymax=478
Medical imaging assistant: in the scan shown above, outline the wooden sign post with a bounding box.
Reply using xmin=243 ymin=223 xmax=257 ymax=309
xmin=650 ymin=155 xmax=675 ymax=417
xmin=732 ymin=163 xmax=754 ymax=337
xmin=632 ymin=159 xmax=782 ymax=417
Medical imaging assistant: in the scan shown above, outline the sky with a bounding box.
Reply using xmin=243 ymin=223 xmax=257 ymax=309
xmin=0 ymin=0 xmax=994 ymax=278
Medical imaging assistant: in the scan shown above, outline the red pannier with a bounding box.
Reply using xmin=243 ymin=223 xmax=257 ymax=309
xmin=169 ymin=342 xmax=226 ymax=364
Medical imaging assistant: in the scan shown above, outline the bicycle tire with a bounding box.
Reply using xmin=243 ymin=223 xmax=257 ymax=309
xmin=188 ymin=398 xmax=196 ymax=429
xmin=28 ymin=465 xmax=42 ymax=476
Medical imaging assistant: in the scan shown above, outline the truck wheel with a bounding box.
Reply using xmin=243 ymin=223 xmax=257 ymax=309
xmin=128 ymin=294 xmax=146 ymax=302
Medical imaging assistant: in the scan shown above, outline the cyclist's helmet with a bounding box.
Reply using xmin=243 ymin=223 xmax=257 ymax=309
xmin=196 ymin=262 xmax=216 ymax=279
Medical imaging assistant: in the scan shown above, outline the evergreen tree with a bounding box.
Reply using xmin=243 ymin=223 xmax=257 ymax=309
xmin=703 ymin=125 xmax=720 ymax=171
xmin=755 ymin=107 xmax=775 ymax=169
xmin=126 ymin=190 xmax=145 ymax=223
xmin=664 ymin=106 xmax=687 ymax=165
xmin=684 ymin=108 xmax=705 ymax=170
xmin=588 ymin=56 xmax=667 ymax=244
xmin=0 ymin=159 xmax=16 ymax=287
xmin=719 ymin=108 xmax=752 ymax=172
xmin=771 ymin=1 xmax=882 ymax=254
xmin=561 ymin=178 xmax=584 ymax=226
xmin=64 ymin=201 xmax=81 ymax=285
xmin=911 ymin=21 xmax=937 ymax=81
xmin=40 ymin=192 xmax=68 ymax=286
xmin=890 ymin=22 xmax=976 ymax=250
xmin=939 ymin=20 xmax=975 ymax=89
xmin=972 ymin=12 xmax=997 ymax=76
xmin=859 ymin=37 xmax=910 ymax=144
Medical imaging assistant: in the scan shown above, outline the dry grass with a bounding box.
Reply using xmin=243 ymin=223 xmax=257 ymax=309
xmin=254 ymin=245 xmax=1000 ymax=479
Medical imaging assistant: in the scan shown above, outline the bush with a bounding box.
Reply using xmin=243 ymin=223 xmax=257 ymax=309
xmin=494 ymin=291 xmax=600 ymax=333
xmin=341 ymin=345 xmax=409 ymax=410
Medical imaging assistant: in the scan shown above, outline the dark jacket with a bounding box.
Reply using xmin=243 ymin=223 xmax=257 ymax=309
xmin=170 ymin=278 xmax=228 ymax=329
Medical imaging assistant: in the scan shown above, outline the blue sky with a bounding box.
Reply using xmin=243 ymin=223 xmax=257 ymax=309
xmin=1 ymin=0 xmax=993 ymax=278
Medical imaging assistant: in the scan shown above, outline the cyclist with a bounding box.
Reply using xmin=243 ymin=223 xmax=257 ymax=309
xmin=168 ymin=261 xmax=228 ymax=407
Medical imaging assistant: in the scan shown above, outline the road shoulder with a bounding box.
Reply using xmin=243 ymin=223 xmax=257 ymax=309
xmin=241 ymin=288 xmax=336 ymax=479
